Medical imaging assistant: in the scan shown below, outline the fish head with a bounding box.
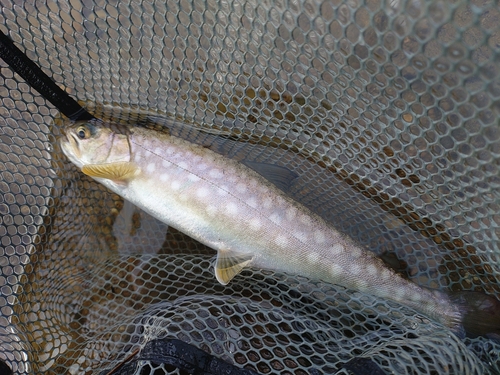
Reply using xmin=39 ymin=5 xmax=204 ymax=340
xmin=60 ymin=119 xmax=132 ymax=169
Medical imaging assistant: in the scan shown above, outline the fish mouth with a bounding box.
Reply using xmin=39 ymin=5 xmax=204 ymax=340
xmin=59 ymin=128 xmax=84 ymax=168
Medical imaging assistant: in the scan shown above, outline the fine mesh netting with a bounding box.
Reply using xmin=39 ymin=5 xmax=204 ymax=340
xmin=0 ymin=0 xmax=500 ymax=374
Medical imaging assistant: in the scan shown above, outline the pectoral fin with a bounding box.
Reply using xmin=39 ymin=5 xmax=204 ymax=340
xmin=215 ymin=250 xmax=253 ymax=285
xmin=82 ymin=162 xmax=139 ymax=182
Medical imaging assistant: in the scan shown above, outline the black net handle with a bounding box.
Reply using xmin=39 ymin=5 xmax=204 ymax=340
xmin=0 ymin=360 xmax=13 ymax=375
xmin=0 ymin=28 xmax=94 ymax=121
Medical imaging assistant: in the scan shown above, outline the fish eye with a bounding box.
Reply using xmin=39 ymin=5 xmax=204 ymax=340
xmin=76 ymin=126 xmax=89 ymax=139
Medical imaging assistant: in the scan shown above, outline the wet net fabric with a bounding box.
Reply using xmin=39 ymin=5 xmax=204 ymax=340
xmin=0 ymin=0 xmax=500 ymax=374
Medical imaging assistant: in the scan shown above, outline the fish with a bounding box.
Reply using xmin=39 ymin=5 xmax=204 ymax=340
xmin=59 ymin=118 xmax=499 ymax=335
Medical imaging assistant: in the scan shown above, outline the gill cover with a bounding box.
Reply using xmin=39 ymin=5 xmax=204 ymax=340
xmin=66 ymin=120 xmax=139 ymax=182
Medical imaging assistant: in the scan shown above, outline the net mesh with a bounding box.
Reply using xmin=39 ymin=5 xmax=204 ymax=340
xmin=1 ymin=0 xmax=500 ymax=374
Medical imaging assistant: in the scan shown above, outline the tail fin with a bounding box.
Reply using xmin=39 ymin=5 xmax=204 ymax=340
xmin=450 ymin=291 xmax=500 ymax=340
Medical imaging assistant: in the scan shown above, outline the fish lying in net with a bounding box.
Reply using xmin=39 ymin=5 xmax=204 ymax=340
xmin=59 ymin=118 xmax=499 ymax=337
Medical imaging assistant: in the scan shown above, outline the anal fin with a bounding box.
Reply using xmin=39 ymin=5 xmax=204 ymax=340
xmin=215 ymin=251 xmax=253 ymax=285
xmin=82 ymin=162 xmax=139 ymax=182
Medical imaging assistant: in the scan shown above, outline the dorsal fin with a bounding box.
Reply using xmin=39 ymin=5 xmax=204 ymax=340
xmin=215 ymin=250 xmax=254 ymax=285
xmin=242 ymin=161 xmax=299 ymax=192
xmin=82 ymin=162 xmax=139 ymax=181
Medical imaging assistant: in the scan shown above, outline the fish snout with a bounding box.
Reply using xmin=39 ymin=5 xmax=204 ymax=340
xmin=58 ymin=127 xmax=84 ymax=163
xmin=60 ymin=126 xmax=72 ymax=138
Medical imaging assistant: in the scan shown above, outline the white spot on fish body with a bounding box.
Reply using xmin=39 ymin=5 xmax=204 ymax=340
xmin=299 ymin=215 xmax=312 ymax=226
xmin=394 ymin=288 xmax=407 ymax=301
xmin=367 ymin=265 xmax=379 ymax=277
xmin=331 ymin=264 xmax=343 ymax=276
xmin=357 ymin=280 xmax=368 ymax=290
xmin=134 ymin=151 xmax=143 ymax=162
xmin=275 ymin=234 xmax=288 ymax=247
xmin=275 ymin=196 xmax=285 ymax=207
xmin=160 ymin=174 xmax=169 ymax=182
xmin=330 ymin=244 xmax=345 ymax=255
xmin=206 ymin=205 xmax=217 ymax=217
xmin=285 ymin=207 xmax=297 ymax=221
xmin=209 ymin=169 xmax=223 ymax=179
xmin=249 ymin=218 xmax=262 ymax=231
xmin=146 ymin=163 xmax=156 ymax=173
xmin=154 ymin=147 xmax=163 ymax=155
xmin=165 ymin=147 xmax=175 ymax=155
xmin=178 ymin=161 xmax=188 ymax=169
xmin=269 ymin=213 xmax=283 ymax=225
xmin=197 ymin=163 xmax=209 ymax=171
xmin=410 ymin=293 xmax=422 ymax=302
xmin=236 ymin=183 xmax=247 ymax=193
xmin=171 ymin=180 xmax=182 ymax=190
xmin=188 ymin=173 xmax=201 ymax=182
xmin=313 ymin=230 xmax=326 ymax=244
xmin=246 ymin=197 xmax=258 ymax=208
xmin=262 ymin=197 xmax=273 ymax=209
xmin=259 ymin=186 xmax=269 ymax=195
xmin=307 ymin=252 xmax=320 ymax=264
xmin=350 ymin=246 xmax=363 ymax=258
xmin=162 ymin=159 xmax=171 ymax=168
xmin=191 ymin=155 xmax=202 ymax=164
xmin=381 ymin=269 xmax=392 ymax=280
xmin=227 ymin=170 xmax=239 ymax=183
xmin=350 ymin=264 xmax=362 ymax=275
xmin=295 ymin=231 xmax=308 ymax=242
xmin=196 ymin=187 xmax=209 ymax=198
xmin=226 ymin=202 xmax=238 ymax=215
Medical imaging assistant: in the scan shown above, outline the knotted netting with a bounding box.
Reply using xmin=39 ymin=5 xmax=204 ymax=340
xmin=0 ymin=0 xmax=499 ymax=374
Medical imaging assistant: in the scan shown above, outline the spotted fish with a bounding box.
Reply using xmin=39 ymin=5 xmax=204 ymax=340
xmin=60 ymin=119 xmax=497 ymax=333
